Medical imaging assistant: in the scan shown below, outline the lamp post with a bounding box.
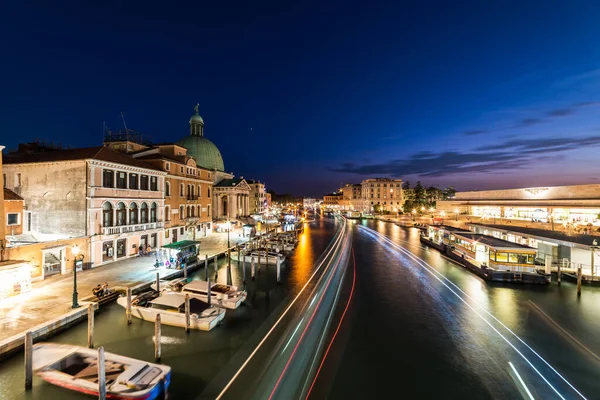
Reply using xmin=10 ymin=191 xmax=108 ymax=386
xmin=72 ymin=245 xmax=81 ymax=309
xmin=411 ymin=209 xmax=417 ymax=222
xmin=454 ymin=208 xmax=459 ymax=221
xmin=440 ymin=211 xmax=446 ymax=224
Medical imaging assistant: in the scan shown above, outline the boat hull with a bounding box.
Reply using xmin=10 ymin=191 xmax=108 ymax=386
xmin=230 ymin=253 xmax=284 ymax=265
xmin=182 ymin=290 xmax=247 ymax=310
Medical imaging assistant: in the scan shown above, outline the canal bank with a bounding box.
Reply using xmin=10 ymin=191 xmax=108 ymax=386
xmin=0 ymin=214 xmax=340 ymax=400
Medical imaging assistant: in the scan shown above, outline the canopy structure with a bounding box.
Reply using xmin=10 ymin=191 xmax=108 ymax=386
xmin=161 ymin=240 xmax=200 ymax=250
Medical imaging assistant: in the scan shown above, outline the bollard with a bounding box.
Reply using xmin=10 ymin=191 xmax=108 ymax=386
xmin=183 ymin=261 xmax=188 ymax=279
xmin=155 ymin=272 xmax=160 ymax=293
xmin=276 ymin=256 xmax=281 ymax=284
xmin=184 ymin=294 xmax=190 ymax=332
xmin=577 ymin=265 xmax=582 ymax=296
xmin=214 ymin=255 xmax=218 ymax=278
xmin=98 ymin=347 xmax=106 ymax=400
xmin=88 ymin=304 xmax=94 ymax=348
xmin=557 ymin=261 xmax=562 ymax=286
xmin=126 ymin=287 xmax=132 ymax=325
xmin=242 ymin=252 xmax=246 ymax=284
xmin=155 ymin=314 xmax=162 ymax=361
xmin=25 ymin=331 xmax=32 ymax=390
xmin=227 ymin=248 xmax=232 ymax=286
xmin=258 ymin=250 xmax=261 ymax=272
xmin=207 ymin=275 xmax=212 ymax=306
xmin=205 ymin=254 xmax=208 ymax=280
xmin=251 ymin=256 xmax=255 ymax=280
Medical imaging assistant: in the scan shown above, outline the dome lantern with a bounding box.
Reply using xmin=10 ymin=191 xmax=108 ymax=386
xmin=189 ymin=103 xmax=204 ymax=136
xmin=178 ymin=104 xmax=225 ymax=172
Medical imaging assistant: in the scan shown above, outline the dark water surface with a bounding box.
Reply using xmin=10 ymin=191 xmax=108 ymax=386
xmin=326 ymin=220 xmax=600 ymax=399
xmin=0 ymin=215 xmax=339 ymax=400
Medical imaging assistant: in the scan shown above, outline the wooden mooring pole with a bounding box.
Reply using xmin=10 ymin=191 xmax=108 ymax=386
xmin=577 ymin=265 xmax=582 ymax=297
xmin=251 ymin=256 xmax=255 ymax=280
xmin=24 ymin=331 xmax=32 ymax=390
xmin=205 ymin=254 xmax=208 ymax=280
xmin=126 ymin=287 xmax=132 ymax=325
xmin=88 ymin=304 xmax=94 ymax=348
xmin=154 ymin=314 xmax=162 ymax=361
xmin=155 ymin=273 xmax=160 ymax=293
xmin=184 ymin=294 xmax=190 ymax=332
xmin=98 ymin=347 xmax=106 ymax=400
xmin=557 ymin=261 xmax=562 ymax=286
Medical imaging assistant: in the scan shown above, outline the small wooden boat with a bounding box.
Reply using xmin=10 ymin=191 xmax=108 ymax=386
xmin=32 ymin=343 xmax=170 ymax=399
xmin=230 ymin=249 xmax=285 ymax=265
xmin=117 ymin=292 xmax=225 ymax=331
xmin=180 ymin=280 xmax=247 ymax=310
xmin=150 ymin=277 xmax=187 ymax=292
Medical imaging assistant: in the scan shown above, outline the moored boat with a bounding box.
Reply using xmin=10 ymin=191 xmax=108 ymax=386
xmin=150 ymin=277 xmax=187 ymax=292
xmin=181 ymin=280 xmax=247 ymax=310
xmin=230 ymin=249 xmax=285 ymax=265
xmin=117 ymin=292 xmax=225 ymax=331
xmin=32 ymin=343 xmax=171 ymax=400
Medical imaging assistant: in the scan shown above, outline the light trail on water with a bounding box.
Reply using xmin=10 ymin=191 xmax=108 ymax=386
xmin=359 ymin=225 xmax=587 ymax=400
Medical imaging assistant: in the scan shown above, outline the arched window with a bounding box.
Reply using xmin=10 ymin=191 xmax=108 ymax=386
xmin=198 ymin=185 xmax=202 ymax=198
xmin=129 ymin=202 xmax=138 ymax=224
xmin=180 ymin=183 xmax=184 ymax=197
xmin=116 ymin=202 xmax=127 ymax=226
xmin=102 ymin=202 xmax=113 ymax=227
xmin=165 ymin=206 xmax=170 ymax=221
xmin=165 ymin=182 xmax=171 ymax=196
xmin=150 ymin=202 xmax=157 ymax=223
xmin=180 ymin=205 xmax=185 ymax=219
xmin=141 ymin=202 xmax=149 ymax=224
xmin=197 ymin=205 xmax=201 ymax=217
xmin=207 ymin=187 xmax=211 ymax=197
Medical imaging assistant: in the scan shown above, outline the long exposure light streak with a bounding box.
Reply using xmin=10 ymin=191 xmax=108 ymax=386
xmin=360 ymin=225 xmax=586 ymax=400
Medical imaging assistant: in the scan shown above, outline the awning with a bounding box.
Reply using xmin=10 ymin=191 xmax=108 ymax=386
xmin=161 ymin=240 xmax=200 ymax=250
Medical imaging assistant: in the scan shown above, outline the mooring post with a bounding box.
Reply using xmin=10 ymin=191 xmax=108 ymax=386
xmin=251 ymin=256 xmax=255 ymax=280
xmin=88 ymin=304 xmax=94 ymax=348
xmin=557 ymin=261 xmax=562 ymax=286
xmin=544 ymin=255 xmax=552 ymax=276
xmin=184 ymin=294 xmax=190 ymax=332
xmin=276 ymin=256 xmax=281 ymax=284
xmin=183 ymin=261 xmax=188 ymax=280
xmin=242 ymin=251 xmax=246 ymax=284
xmin=214 ymin=255 xmax=218 ymax=279
xmin=155 ymin=272 xmax=160 ymax=293
xmin=98 ymin=347 xmax=106 ymax=400
xmin=126 ymin=287 xmax=132 ymax=324
xmin=155 ymin=314 xmax=162 ymax=361
xmin=24 ymin=331 xmax=32 ymax=390
xmin=257 ymin=250 xmax=261 ymax=272
xmin=227 ymin=248 xmax=232 ymax=286
xmin=207 ymin=274 xmax=212 ymax=306
xmin=205 ymin=254 xmax=208 ymax=280
xmin=577 ymin=265 xmax=582 ymax=296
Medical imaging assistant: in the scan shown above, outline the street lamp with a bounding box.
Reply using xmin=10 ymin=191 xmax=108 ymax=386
xmin=440 ymin=211 xmax=446 ymax=224
xmin=411 ymin=209 xmax=417 ymax=221
xmin=71 ymin=245 xmax=82 ymax=309
xmin=454 ymin=208 xmax=459 ymax=221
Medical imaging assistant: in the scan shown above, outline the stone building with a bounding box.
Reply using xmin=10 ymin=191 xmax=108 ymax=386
xmin=176 ymin=105 xmax=251 ymax=219
xmin=323 ymin=192 xmax=342 ymax=208
xmin=3 ymin=144 xmax=166 ymax=269
xmin=247 ymin=179 xmax=266 ymax=214
xmin=339 ymin=183 xmax=369 ymax=212
xmin=361 ymin=178 xmax=404 ymax=213
xmin=4 ymin=188 xmax=24 ymax=236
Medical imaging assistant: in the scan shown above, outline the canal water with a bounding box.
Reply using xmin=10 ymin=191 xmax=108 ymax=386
xmin=0 ymin=214 xmax=340 ymax=400
xmin=326 ymin=220 xmax=600 ymax=399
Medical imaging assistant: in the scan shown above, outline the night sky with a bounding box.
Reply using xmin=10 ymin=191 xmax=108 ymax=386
xmin=2 ymin=1 xmax=600 ymax=196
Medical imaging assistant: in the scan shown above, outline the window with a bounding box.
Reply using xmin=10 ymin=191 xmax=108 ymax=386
xmin=116 ymin=172 xmax=127 ymax=189
xmin=141 ymin=203 xmax=149 ymax=224
xmin=180 ymin=184 xmax=184 ymax=197
xmin=116 ymin=202 xmax=127 ymax=226
xmin=180 ymin=227 xmax=184 ymax=235
xmin=150 ymin=202 xmax=157 ymax=223
xmin=165 ymin=182 xmax=171 ymax=196
xmin=180 ymin=205 xmax=185 ymax=218
xmin=7 ymin=213 xmax=19 ymax=225
xmin=129 ymin=173 xmax=138 ymax=190
xmin=207 ymin=187 xmax=211 ymax=197
xmin=165 ymin=162 xmax=170 ymax=171
xmin=496 ymin=252 xmax=508 ymax=262
xmin=207 ymin=205 xmax=210 ymax=216
xmin=103 ymin=170 xmax=114 ymax=188
xmin=150 ymin=176 xmax=158 ymax=191
xmin=103 ymin=241 xmax=114 ymax=262
xmin=15 ymin=173 xmax=22 ymax=187
xmin=208 ymin=173 xmax=211 ymax=180
xmin=102 ymin=202 xmax=113 ymax=227
xmin=140 ymin=175 xmax=149 ymax=190
xmin=129 ymin=203 xmax=138 ymax=224
xmin=3 ymin=173 xmax=6 ymax=188
xmin=489 ymin=251 xmax=496 ymax=262
xmin=180 ymin=166 xmax=184 ymax=173
xmin=151 ymin=233 xmax=157 ymax=248
xmin=508 ymin=253 xmax=519 ymax=263
xmin=165 ymin=206 xmax=170 ymax=221
xmin=198 ymin=185 xmax=201 ymax=198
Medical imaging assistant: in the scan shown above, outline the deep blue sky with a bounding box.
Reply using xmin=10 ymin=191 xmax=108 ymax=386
xmin=2 ymin=1 xmax=600 ymax=196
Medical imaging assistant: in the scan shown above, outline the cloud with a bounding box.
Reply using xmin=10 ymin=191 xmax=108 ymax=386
xmin=330 ymin=135 xmax=600 ymax=178
xmin=462 ymin=129 xmax=488 ymax=136
xmin=547 ymin=108 xmax=574 ymax=117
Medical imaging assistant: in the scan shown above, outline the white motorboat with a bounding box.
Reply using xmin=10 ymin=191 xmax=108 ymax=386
xmin=117 ymin=292 xmax=225 ymax=331
xmin=180 ymin=280 xmax=247 ymax=310
xmin=150 ymin=277 xmax=187 ymax=292
xmin=32 ymin=343 xmax=171 ymax=400
xmin=230 ymin=249 xmax=285 ymax=265
xmin=266 ymin=240 xmax=295 ymax=252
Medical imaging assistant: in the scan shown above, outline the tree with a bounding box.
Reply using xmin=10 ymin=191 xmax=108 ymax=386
xmin=373 ymin=204 xmax=382 ymax=214
xmin=442 ymin=186 xmax=456 ymax=200
xmin=413 ymin=181 xmax=425 ymax=206
xmin=402 ymin=181 xmax=411 ymax=190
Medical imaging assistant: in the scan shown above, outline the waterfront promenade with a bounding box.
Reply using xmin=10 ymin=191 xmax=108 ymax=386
xmin=0 ymin=231 xmax=247 ymax=343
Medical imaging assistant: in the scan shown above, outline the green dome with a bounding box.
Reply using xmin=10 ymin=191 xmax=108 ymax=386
xmin=190 ymin=114 xmax=204 ymax=124
xmin=177 ymin=135 xmax=225 ymax=172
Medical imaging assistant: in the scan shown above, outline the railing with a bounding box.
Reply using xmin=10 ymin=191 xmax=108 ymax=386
xmin=186 ymin=194 xmax=199 ymax=200
xmin=102 ymin=221 xmax=164 ymax=235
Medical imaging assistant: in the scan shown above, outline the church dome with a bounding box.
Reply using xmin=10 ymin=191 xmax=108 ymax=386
xmin=177 ymin=105 xmax=225 ymax=172
xmin=177 ymin=135 xmax=225 ymax=172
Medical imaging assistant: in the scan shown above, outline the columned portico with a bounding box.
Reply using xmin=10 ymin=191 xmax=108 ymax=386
xmin=212 ymin=178 xmax=251 ymax=220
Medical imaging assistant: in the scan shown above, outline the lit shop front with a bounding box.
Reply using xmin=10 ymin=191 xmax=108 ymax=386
xmin=0 ymin=261 xmax=32 ymax=298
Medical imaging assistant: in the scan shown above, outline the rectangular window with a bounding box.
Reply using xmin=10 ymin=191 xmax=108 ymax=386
xmin=489 ymin=251 xmax=496 ymax=262
xmin=496 ymin=252 xmax=508 ymax=262
xmin=116 ymin=172 xmax=127 ymax=189
xmin=180 ymin=166 xmax=184 ymax=173
xmin=129 ymin=173 xmax=138 ymax=190
xmin=150 ymin=176 xmax=158 ymax=191
xmin=180 ymin=227 xmax=184 ymax=235
xmin=508 ymin=253 xmax=519 ymax=263
xmin=15 ymin=173 xmax=22 ymax=187
xmin=140 ymin=175 xmax=149 ymax=190
xmin=7 ymin=213 xmax=19 ymax=225
xmin=102 ymin=169 xmax=114 ymax=188
xmin=165 ymin=163 xmax=170 ymax=171
xmin=3 ymin=174 xmax=6 ymax=188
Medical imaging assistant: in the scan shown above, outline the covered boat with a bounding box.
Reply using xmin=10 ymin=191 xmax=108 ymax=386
xmin=117 ymin=292 xmax=225 ymax=331
xmin=32 ymin=343 xmax=171 ymax=399
xmin=150 ymin=277 xmax=187 ymax=292
xmin=230 ymin=249 xmax=285 ymax=265
xmin=181 ymin=280 xmax=247 ymax=310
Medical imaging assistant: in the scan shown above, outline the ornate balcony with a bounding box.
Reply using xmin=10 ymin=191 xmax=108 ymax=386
xmin=102 ymin=221 xmax=164 ymax=236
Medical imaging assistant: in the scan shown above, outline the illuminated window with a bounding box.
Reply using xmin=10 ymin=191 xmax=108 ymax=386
xmin=496 ymin=252 xmax=508 ymax=262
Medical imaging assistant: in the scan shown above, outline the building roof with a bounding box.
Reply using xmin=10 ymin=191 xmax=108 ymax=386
xmin=215 ymin=178 xmax=245 ymax=188
xmin=5 ymin=146 xmax=162 ymax=171
xmin=454 ymin=232 xmax=536 ymax=251
xmin=470 ymin=223 xmax=600 ymax=248
xmin=3 ymin=188 xmax=23 ymax=201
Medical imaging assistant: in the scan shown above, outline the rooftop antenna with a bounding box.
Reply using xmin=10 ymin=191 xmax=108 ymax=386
xmin=120 ymin=111 xmax=128 ymax=135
